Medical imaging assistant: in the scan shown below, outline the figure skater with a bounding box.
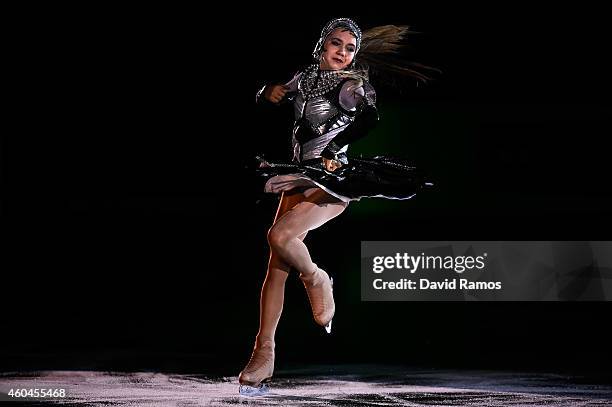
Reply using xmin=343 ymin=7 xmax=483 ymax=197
xmin=239 ymin=17 xmax=435 ymax=395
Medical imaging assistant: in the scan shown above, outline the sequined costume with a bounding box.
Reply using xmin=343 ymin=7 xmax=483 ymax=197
xmin=255 ymin=19 xmax=432 ymax=202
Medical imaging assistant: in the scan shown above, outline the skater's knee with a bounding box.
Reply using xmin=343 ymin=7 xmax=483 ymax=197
xmin=267 ymin=225 xmax=291 ymax=251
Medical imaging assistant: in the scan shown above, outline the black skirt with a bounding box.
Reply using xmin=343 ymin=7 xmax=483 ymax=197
xmin=255 ymin=155 xmax=433 ymax=202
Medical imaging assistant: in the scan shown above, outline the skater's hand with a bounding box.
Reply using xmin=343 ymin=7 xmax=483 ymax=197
xmin=322 ymin=157 xmax=342 ymax=172
xmin=264 ymin=84 xmax=289 ymax=104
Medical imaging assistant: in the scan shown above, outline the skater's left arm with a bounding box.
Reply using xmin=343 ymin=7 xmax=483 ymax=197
xmin=321 ymin=80 xmax=379 ymax=161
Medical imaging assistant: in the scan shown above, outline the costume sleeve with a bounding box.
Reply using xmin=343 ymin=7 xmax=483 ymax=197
xmin=255 ymin=71 xmax=301 ymax=104
xmin=321 ymin=81 xmax=378 ymax=160
xmin=338 ymin=80 xmax=365 ymax=110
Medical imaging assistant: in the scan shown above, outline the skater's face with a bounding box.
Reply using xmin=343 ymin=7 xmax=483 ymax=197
xmin=319 ymin=28 xmax=357 ymax=71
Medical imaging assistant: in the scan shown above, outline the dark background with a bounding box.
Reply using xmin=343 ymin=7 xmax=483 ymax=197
xmin=3 ymin=5 xmax=611 ymax=377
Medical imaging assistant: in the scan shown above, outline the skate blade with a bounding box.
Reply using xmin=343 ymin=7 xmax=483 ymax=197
xmin=325 ymin=277 xmax=334 ymax=334
xmin=324 ymin=318 xmax=333 ymax=334
xmin=238 ymin=382 xmax=270 ymax=397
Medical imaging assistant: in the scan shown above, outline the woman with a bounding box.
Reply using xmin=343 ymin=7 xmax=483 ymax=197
xmin=239 ymin=17 xmax=434 ymax=395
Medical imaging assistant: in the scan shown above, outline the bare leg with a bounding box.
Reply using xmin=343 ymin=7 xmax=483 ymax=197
xmin=256 ymin=190 xmax=311 ymax=343
xmin=256 ymin=233 xmax=306 ymax=345
xmin=239 ymin=188 xmax=348 ymax=386
xmin=240 ymin=190 xmax=308 ymax=386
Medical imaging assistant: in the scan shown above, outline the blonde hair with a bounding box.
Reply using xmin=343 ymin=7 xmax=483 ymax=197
xmin=358 ymin=25 xmax=440 ymax=84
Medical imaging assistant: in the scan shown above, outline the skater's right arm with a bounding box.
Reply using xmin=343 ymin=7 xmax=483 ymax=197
xmin=255 ymin=72 xmax=300 ymax=104
xmin=261 ymin=84 xmax=290 ymax=104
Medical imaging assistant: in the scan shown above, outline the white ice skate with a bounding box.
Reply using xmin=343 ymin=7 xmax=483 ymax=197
xmin=238 ymin=339 xmax=274 ymax=396
xmin=300 ymin=269 xmax=335 ymax=333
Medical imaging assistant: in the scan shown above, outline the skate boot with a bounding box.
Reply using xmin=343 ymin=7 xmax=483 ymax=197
xmin=238 ymin=338 xmax=274 ymax=396
xmin=300 ymin=267 xmax=335 ymax=333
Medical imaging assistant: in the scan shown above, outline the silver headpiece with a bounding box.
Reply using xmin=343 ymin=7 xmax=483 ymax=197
xmin=312 ymin=18 xmax=362 ymax=63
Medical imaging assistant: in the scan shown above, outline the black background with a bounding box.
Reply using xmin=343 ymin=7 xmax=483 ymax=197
xmin=3 ymin=4 xmax=611 ymax=377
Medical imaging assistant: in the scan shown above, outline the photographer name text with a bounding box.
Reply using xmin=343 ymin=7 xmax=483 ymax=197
xmin=371 ymin=253 xmax=502 ymax=291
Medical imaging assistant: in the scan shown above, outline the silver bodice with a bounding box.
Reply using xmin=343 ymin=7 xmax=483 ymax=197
xmin=293 ymin=93 xmax=354 ymax=137
xmin=284 ymin=65 xmax=372 ymax=163
xmin=292 ymin=90 xmax=354 ymax=162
